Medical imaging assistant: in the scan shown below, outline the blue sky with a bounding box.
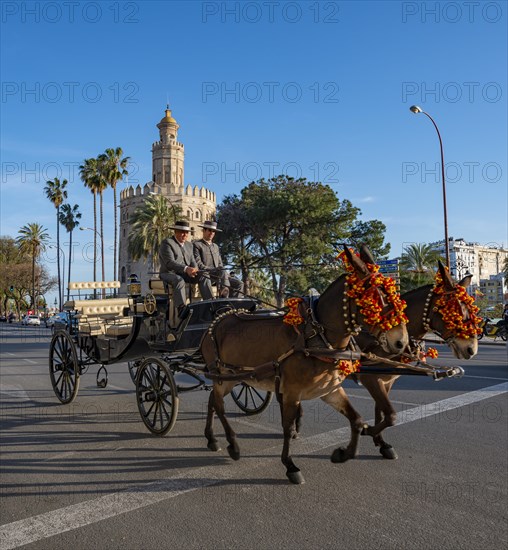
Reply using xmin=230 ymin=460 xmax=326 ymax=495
xmin=1 ymin=1 xmax=507 ymax=306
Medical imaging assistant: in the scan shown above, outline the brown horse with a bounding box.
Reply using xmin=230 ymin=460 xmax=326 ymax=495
xmin=354 ymin=255 xmax=479 ymax=459
xmin=200 ymin=246 xmax=409 ymax=484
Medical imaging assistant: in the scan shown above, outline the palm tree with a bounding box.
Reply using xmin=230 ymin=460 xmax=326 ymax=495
xmin=59 ymin=204 xmax=82 ymax=301
xmin=16 ymin=223 xmax=49 ymax=312
xmin=98 ymin=148 xmax=129 ymax=286
xmin=400 ymin=243 xmax=444 ymax=291
xmin=44 ymin=178 xmax=68 ymax=310
xmin=80 ymin=157 xmax=107 ymax=292
xmin=128 ymin=195 xmax=181 ymax=271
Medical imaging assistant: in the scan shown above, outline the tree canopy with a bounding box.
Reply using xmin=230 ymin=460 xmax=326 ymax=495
xmin=217 ymin=176 xmax=389 ymax=306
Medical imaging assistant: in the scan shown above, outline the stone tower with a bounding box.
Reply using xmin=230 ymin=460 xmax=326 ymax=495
xmin=118 ymin=107 xmax=216 ymax=293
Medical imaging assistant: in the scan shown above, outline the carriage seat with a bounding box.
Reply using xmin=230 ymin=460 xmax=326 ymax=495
xmin=64 ymin=296 xmax=133 ymax=337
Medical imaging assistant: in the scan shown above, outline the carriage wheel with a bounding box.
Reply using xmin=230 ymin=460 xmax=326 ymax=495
xmin=230 ymin=383 xmax=272 ymax=415
xmin=49 ymin=330 xmax=80 ymax=404
xmin=136 ymin=357 xmax=179 ymax=436
xmin=128 ymin=360 xmax=142 ymax=384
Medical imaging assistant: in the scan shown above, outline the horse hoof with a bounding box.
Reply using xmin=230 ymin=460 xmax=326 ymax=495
xmin=227 ymin=444 xmax=240 ymax=461
xmin=331 ymin=447 xmax=350 ymax=463
xmin=207 ymin=440 xmax=221 ymax=452
xmin=291 ymin=432 xmax=300 ymax=440
xmin=380 ymin=445 xmax=398 ymax=460
xmin=286 ymin=470 xmax=305 ymax=484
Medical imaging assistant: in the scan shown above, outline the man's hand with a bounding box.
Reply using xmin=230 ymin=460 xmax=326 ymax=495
xmin=185 ymin=266 xmax=198 ymax=278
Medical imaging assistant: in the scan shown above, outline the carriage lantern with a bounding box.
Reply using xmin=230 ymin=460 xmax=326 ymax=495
xmin=127 ymin=274 xmax=142 ymax=298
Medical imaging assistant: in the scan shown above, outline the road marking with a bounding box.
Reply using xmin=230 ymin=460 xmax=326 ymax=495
xmin=1 ymin=381 xmax=507 ymax=550
xmin=0 ymin=384 xmax=30 ymax=401
xmin=346 ymin=393 xmax=419 ymax=406
xmin=464 ymin=375 xmax=508 ymax=381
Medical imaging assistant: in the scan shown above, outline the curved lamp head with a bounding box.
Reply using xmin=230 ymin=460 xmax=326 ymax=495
xmin=410 ymin=105 xmax=423 ymax=114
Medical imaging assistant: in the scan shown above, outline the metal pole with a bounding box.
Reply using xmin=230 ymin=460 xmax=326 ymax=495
xmin=421 ymin=111 xmax=450 ymax=270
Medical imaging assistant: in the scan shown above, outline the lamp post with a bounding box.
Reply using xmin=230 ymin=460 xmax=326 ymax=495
xmin=80 ymin=226 xmax=103 ymax=297
xmin=49 ymin=245 xmax=65 ymax=310
xmin=409 ymin=105 xmax=450 ymax=270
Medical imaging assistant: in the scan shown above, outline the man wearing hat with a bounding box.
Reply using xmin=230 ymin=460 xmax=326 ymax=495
xmin=193 ymin=220 xmax=243 ymax=298
xmin=159 ymin=220 xmax=213 ymax=317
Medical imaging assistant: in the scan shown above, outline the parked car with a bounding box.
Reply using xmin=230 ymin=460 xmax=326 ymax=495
xmin=22 ymin=315 xmax=41 ymax=326
xmin=0 ymin=315 xmax=6 ymax=322
xmin=45 ymin=314 xmax=60 ymax=328
xmin=51 ymin=311 xmax=77 ymax=332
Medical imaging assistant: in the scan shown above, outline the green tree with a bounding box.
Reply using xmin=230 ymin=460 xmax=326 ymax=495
xmin=128 ymin=195 xmax=181 ymax=271
xmin=43 ymin=177 xmax=68 ymax=309
xmin=349 ymin=219 xmax=391 ymax=259
xmin=59 ymin=204 xmax=82 ymax=300
xmin=16 ymin=223 xmax=50 ymax=311
xmin=399 ymin=243 xmax=443 ymax=292
xmin=99 ymin=147 xmax=129 ymax=285
xmin=218 ymin=176 xmax=388 ymax=306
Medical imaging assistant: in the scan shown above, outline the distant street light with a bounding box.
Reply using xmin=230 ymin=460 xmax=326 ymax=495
xmin=409 ymin=105 xmax=450 ymax=269
xmin=49 ymin=245 xmax=65 ymax=310
xmin=80 ymin=226 xmax=103 ymax=297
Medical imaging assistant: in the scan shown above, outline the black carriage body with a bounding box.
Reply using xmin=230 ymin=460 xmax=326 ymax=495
xmin=72 ymin=297 xmax=258 ymax=365
xmin=141 ymin=297 xmax=258 ymax=353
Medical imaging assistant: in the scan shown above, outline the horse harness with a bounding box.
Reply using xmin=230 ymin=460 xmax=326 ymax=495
xmin=204 ymin=300 xmax=361 ymax=386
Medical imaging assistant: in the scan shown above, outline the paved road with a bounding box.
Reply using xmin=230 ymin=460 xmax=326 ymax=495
xmin=1 ymin=324 xmax=507 ymax=550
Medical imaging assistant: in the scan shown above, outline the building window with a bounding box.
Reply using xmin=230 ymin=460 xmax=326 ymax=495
xmin=121 ymin=267 xmax=126 ymax=283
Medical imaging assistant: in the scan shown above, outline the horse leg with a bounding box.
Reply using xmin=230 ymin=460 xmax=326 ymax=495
xmin=321 ymin=387 xmax=366 ymax=463
xmin=281 ymin=397 xmax=305 ymax=484
xmin=276 ymin=389 xmax=302 ymax=439
xmin=204 ymin=391 xmax=221 ymax=452
xmin=211 ymin=383 xmax=241 ymax=460
xmin=360 ymin=376 xmax=398 ymax=459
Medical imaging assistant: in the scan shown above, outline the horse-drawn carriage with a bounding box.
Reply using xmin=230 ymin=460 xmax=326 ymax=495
xmin=49 ymin=247 xmax=479 ymax=483
xmin=49 ymin=277 xmax=272 ymax=436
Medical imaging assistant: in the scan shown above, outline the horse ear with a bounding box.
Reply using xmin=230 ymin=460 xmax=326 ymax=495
xmin=437 ymin=260 xmax=455 ymax=290
xmin=359 ymin=244 xmax=376 ymax=265
xmin=343 ymin=245 xmax=370 ymax=277
xmin=458 ymin=274 xmax=473 ymax=289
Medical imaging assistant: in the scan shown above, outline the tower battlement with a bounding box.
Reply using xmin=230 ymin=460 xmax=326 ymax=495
xmin=118 ymin=107 xmax=217 ymax=291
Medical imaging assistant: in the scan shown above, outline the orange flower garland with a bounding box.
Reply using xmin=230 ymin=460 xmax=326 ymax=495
xmin=424 ymin=347 xmax=439 ymax=359
xmin=283 ymin=297 xmax=305 ymax=326
xmin=338 ymin=360 xmax=361 ymax=375
xmin=433 ymin=270 xmax=482 ymax=339
xmin=337 ymin=250 xmax=408 ymax=332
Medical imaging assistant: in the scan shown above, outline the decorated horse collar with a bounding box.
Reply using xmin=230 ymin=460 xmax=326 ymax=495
xmin=337 ymin=251 xmax=408 ymax=336
xmin=421 ymin=274 xmax=481 ymax=342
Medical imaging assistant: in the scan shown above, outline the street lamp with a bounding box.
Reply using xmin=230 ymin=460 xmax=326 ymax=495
xmin=80 ymin=226 xmax=104 ymax=296
xmin=409 ymin=105 xmax=450 ymax=269
xmin=49 ymin=245 xmax=65 ymax=310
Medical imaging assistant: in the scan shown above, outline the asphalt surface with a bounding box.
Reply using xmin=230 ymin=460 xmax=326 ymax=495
xmin=0 ymin=323 xmax=507 ymax=550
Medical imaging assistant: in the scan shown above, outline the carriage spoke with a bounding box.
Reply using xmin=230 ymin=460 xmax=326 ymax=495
xmin=50 ymin=331 xmax=79 ymax=404
xmin=136 ymin=358 xmax=179 ymax=436
xmin=230 ymin=383 xmax=272 ymax=415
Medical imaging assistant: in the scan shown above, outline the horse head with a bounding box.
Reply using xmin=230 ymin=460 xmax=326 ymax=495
xmin=317 ymin=246 xmax=409 ymax=354
xmin=421 ymin=261 xmax=480 ymax=360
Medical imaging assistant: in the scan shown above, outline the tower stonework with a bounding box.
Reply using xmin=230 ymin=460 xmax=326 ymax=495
xmin=118 ymin=107 xmax=216 ymax=293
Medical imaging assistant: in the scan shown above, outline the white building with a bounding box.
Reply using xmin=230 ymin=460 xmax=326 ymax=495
xmin=430 ymin=238 xmax=508 ymax=289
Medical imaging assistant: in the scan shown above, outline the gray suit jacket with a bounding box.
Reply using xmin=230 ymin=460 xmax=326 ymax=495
xmin=159 ymin=236 xmax=197 ymax=276
xmin=193 ymin=239 xmax=223 ymax=270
